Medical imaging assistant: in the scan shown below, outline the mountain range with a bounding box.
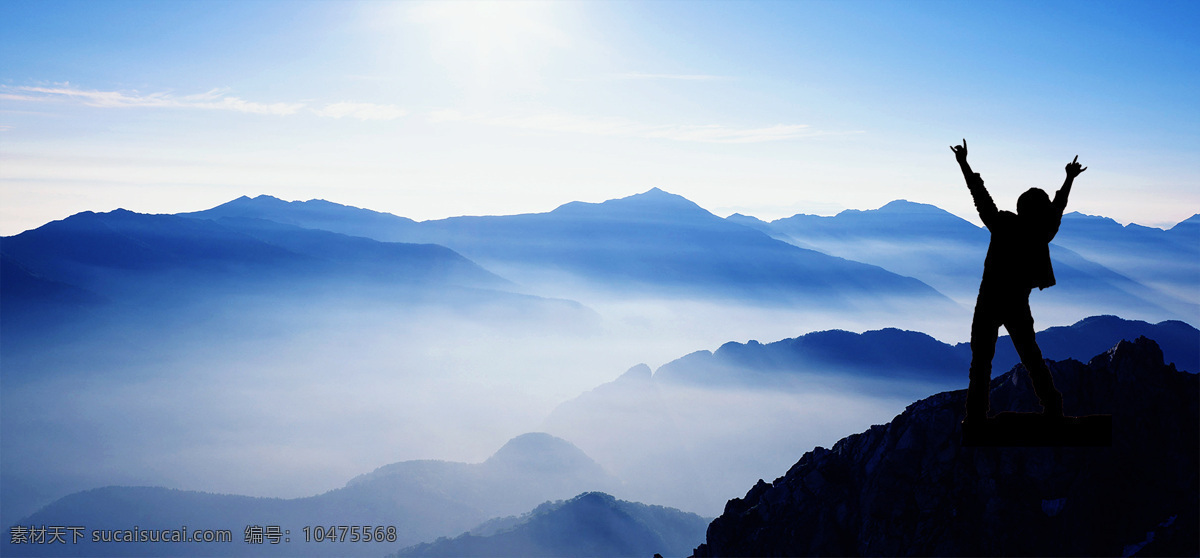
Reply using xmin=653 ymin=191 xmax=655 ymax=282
xmin=184 ymin=189 xmax=948 ymax=306
xmin=3 ymin=433 xmax=624 ymax=557
xmin=733 ymin=199 xmax=1198 ymax=323
xmin=6 ymin=190 xmax=1194 ymax=334
xmin=542 ymin=315 xmax=1198 ymax=515
xmin=694 ymin=337 xmax=1198 ymax=556
xmin=3 ymin=190 xmax=1196 ymax=554
xmin=183 ymin=191 xmax=1200 ymax=325
xmin=394 ymin=492 xmax=708 ymax=558
xmin=6 ymin=317 xmax=1196 ymax=556
xmin=0 ymin=205 xmax=595 ymax=385
xmin=652 ymin=314 xmax=1199 ymax=388
xmin=1 ymin=208 xmax=505 ymax=335
xmin=8 ymin=327 xmax=1194 ymax=556
xmin=1053 ymin=212 xmax=1199 ymax=302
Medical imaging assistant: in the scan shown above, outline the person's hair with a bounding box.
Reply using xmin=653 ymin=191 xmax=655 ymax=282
xmin=1017 ymin=188 xmax=1051 ymax=217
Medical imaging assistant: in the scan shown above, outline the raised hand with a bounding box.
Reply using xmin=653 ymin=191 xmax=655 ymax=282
xmin=1065 ymin=155 xmax=1087 ymax=178
xmin=950 ymin=139 xmax=968 ymax=164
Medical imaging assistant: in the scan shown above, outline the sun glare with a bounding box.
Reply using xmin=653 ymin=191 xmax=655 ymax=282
xmin=407 ymin=1 xmax=568 ymax=88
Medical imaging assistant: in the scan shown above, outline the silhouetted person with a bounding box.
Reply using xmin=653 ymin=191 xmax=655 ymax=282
xmin=951 ymin=139 xmax=1086 ymax=424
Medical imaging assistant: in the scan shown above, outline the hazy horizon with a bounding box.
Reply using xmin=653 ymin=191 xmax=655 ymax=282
xmin=2 ymin=1 xmax=1197 ymax=552
xmin=5 ymin=189 xmax=1198 ymax=239
xmin=3 ymin=1 xmax=1198 ymax=236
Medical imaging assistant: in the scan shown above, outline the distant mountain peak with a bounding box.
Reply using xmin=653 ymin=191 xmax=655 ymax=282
xmin=395 ymin=490 xmax=710 ymax=557
xmin=237 ymin=193 xmax=286 ymax=204
xmin=831 ymin=199 xmax=955 ymax=218
xmin=616 ymin=363 xmax=653 ymax=383
xmin=625 ymin=187 xmax=697 ymax=204
xmin=875 ymin=199 xmax=950 ymax=213
xmin=1064 ymin=211 xmax=1122 ymax=224
xmin=197 ymin=194 xmax=395 ymax=215
xmin=193 ymin=194 xmax=292 ymax=215
xmin=618 ymin=188 xmax=713 ymax=215
xmin=180 ymin=194 xmax=418 ymax=239
xmin=1169 ymin=214 xmax=1199 ymax=234
xmin=550 ymin=188 xmax=715 ymax=222
xmin=484 ymin=432 xmax=597 ymax=471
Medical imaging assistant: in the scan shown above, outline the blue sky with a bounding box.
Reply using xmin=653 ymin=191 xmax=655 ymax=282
xmin=2 ymin=0 xmax=1197 ymax=234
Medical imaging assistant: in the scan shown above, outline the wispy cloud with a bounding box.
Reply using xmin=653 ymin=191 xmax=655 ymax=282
xmin=9 ymin=85 xmax=305 ymax=115
xmin=429 ymin=109 xmax=846 ymax=144
xmin=611 ymin=72 xmax=729 ymax=81
xmin=3 ymin=84 xmax=406 ymax=121
xmin=568 ymin=73 xmax=731 ymax=83
xmin=312 ymin=102 xmax=407 ymax=121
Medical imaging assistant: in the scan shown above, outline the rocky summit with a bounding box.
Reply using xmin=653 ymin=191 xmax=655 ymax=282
xmin=695 ymin=337 xmax=1198 ymax=557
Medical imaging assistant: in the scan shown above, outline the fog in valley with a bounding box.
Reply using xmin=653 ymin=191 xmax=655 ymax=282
xmin=3 ymin=278 xmax=973 ymax=525
xmin=3 ymin=191 xmax=1194 ymax=542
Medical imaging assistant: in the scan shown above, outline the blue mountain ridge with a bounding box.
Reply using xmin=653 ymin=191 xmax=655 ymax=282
xmin=0 ymin=208 xmax=531 ymax=348
xmin=394 ymin=492 xmax=708 ymax=558
xmin=651 ymin=315 xmax=1198 ymax=387
xmin=750 ymin=200 xmax=1198 ymax=324
xmin=0 ymin=208 xmax=501 ymax=297
xmin=2 ymin=434 xmax=626 ymax=557
xmin=1054 ymin=211 xmax=1200 ymax=294
xmin=184 ymin=189 xmax=951 ymax=306
xmin=538 ymin=315 xmax=1199 ymax=516
xmin=179 ymin=194 xmax=421 ymax=240
xmin=769 ymin=199 xmax=978 ymax=241
xmin=1169 ymin=213 xmax=1200 ymax=236
xmin=0 ymin=207 xmax=604 ymax=390
xmin=180 ymin=191 xmax=1194 ymax=318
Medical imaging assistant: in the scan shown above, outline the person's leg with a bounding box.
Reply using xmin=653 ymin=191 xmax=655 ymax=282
xmin=1005 ymin=295 xmax=1064 ymax=416
xmin=967 ymin=295 xmax=1001 ymax=422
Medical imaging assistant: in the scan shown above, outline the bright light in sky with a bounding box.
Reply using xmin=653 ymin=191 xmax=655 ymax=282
xmin=399 ymin=0 xmax=574 ymax=98
xmin=0 ymin=0 xmax=1197 ymax=234
xmin=407 ymin=0 xmax=568 ymax=75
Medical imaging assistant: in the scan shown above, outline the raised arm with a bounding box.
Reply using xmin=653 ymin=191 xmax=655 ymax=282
xmin=951 ymin=138 xmax=975 ymax=178
xmin=1052 ymin=155 xmax=1086 ymax=214
xmin=951 ymin=139 xmax=998 ymax=227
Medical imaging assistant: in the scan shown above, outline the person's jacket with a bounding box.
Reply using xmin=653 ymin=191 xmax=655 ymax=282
xmin=967 ymin=174 xmax=1066 ymax=292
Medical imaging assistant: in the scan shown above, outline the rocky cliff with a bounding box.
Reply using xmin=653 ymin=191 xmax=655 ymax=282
xmin=695 ymin=337 xmax=1198 ymax=557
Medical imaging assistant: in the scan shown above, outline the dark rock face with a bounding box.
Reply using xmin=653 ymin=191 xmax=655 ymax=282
xmin=695 ymin=337 xmax=1198 ymax=557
